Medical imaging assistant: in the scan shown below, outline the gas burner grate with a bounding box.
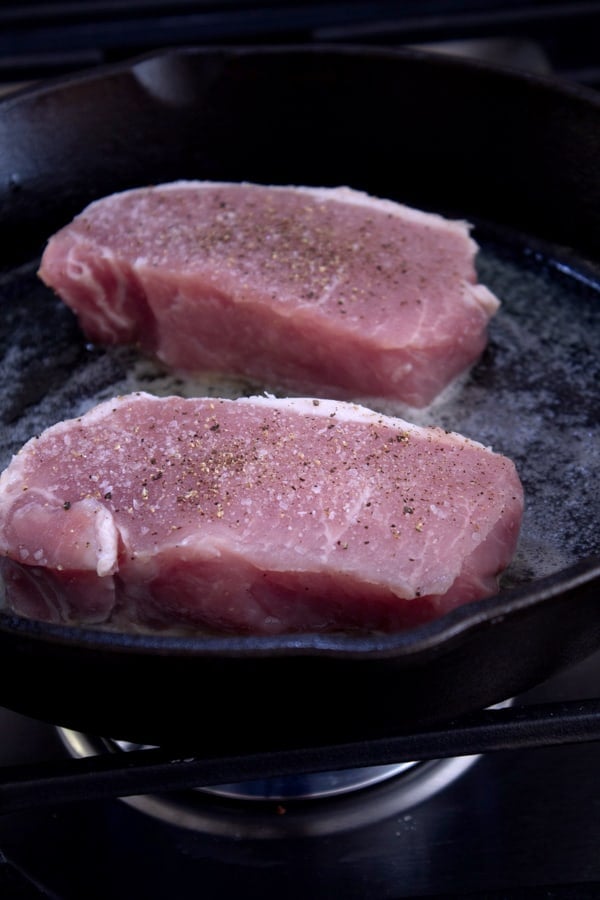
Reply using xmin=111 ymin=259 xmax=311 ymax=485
xmin=1 ymin=696 xmax=600 ymax=819
xmin=57 ymin=729 xmax=481 ymax=837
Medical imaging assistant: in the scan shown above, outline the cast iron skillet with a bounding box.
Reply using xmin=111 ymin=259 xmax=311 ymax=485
xmin=0 ymin=45 xmax=598 ymax=751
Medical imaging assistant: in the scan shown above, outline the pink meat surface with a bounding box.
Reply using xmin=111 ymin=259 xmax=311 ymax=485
xmin=38 ymin=182 xmax=500 ymax=408
xmin=0 ymin=393 xmax=523 ymax=635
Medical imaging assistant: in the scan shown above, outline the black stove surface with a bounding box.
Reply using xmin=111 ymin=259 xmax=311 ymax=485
xmin=1 ymin=649 xmax=600 ymax=899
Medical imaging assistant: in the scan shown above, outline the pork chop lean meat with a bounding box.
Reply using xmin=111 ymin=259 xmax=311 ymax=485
xmin=38 ymin=182 xmax=500 ymax=407
xmin=0 ymin=393 xmax=523 ymax=634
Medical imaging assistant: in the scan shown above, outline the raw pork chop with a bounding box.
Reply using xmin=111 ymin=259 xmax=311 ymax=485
xmin=0 ymin=393 xmax=523 ymax=634
xmin=38 ymin=182 xmax=500 ymax=407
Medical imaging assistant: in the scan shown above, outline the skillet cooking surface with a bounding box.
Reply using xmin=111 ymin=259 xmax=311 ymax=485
xmin=0 ymin=45 xmax=598 ymax=748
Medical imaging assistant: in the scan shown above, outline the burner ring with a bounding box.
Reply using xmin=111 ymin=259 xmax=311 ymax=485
xmin=57 ymin=728 xmax=482 ymax=838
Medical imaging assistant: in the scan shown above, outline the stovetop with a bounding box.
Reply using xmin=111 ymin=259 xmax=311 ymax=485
xmin=0 ymin=4 xmax=598 ymax=898
xmin=1 ymin=646 xmax=600 ymax=899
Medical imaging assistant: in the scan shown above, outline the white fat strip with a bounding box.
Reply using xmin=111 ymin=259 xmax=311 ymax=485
xmin=91 ymin=503 xmax=119 ymax=577
xmin=0 ymin=453 xmax=28 ymax=494
xmin=65 ymin=240 xmax=134 ymax=333
xmin=470 ymin=282 xmax=501 ymax=316
xmin=0 ymin=478 xmax=119 ymax=576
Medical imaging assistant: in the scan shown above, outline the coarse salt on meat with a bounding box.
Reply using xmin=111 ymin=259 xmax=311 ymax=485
xmin=0 ymin=393 xmax=523 ymax=635
xmin=38 ymin=182 xmax=500 ymax=408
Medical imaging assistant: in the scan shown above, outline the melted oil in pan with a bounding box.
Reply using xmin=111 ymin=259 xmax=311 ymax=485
xmin=0 ymin=236 xmax=598 ymax=592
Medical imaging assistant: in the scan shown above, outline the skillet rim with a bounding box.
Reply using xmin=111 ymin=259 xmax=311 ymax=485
xmin=2 ymin=40 xmax=600 ymax=112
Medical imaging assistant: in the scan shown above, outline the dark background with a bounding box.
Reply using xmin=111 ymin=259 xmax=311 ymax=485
xmin=0 ymin=0 xmax=599 ymax=90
